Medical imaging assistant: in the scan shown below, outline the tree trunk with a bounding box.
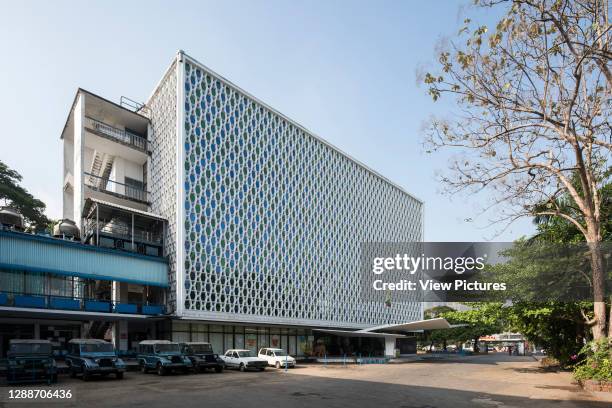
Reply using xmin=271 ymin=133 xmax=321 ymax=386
xmin=588 ymin=234 xmax=607 ymax=340
xmin=609 ymin=295 xmax=612 ymax=339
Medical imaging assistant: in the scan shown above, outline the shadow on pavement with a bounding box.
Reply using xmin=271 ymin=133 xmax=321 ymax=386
xmin=34 ymin=367 xmax=609 ymax=408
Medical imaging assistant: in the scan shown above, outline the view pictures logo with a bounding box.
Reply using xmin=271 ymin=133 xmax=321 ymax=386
xmin=372 ymin=253 xmax=487 ymax=275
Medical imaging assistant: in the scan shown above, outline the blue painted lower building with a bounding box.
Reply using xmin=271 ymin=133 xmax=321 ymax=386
xmin=0 ymin=203 xmax=169 ymax=357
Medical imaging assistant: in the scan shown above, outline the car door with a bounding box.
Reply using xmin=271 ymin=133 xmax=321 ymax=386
xmin=260 ymin=349 xmax=269 ymax=364
xmin=233 ymin=351 xmax=242 ymax=368
xmin=225 ymin=351 xmax=236 ymax=368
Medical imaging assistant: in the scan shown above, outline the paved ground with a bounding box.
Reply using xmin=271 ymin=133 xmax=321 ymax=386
xmin=1 ymin=354 xmax=611 ymax=408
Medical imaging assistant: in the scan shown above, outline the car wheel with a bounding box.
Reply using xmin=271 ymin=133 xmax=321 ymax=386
xmin=215 ymin=366 xmax=223 ymax=373
xmin=70 ymin=368 xmax=77 ymax=378
xmin=259 ymin=367 xmax=266 ymax=372
xmin=116 ymin=372 xmax=124 ymax=380
xmin=275 ymin=361 xmax=281 ymax=369
xmin=157 ymin=363 xmax=166 ymax=376
xmin=82 ymin=367 xmax=91 ymax=382
xmin=239 ymin=363 xmax=245 ymax=372
xmin=51 ymin=374 xmax=58 ymax=383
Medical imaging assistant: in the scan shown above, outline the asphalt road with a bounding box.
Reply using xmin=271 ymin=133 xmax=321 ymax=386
xmin=1 ymin=354 xmax=610 ymax=408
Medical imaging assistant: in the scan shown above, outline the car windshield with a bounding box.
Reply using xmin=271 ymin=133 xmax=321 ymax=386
xmin=10 ymin=343 xmax=52 ymax=355
xmin=155 ymin=344 xmax=180 ymax=353
xmin=189 ymin=344 xmax=212 ymax=354
xmin=273 ymin=350 xmax=287 ymax=356
xmin=81 ymin=343 xmax=114 ymax=354
xmin=237 ymin=351 xmax=253 ymax=357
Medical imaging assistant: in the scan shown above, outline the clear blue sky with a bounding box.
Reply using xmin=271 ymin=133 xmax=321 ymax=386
xmin=0 ymin=0 xmax=534 ymax=241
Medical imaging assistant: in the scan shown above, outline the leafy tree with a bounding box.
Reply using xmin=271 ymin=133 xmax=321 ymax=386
xmin=532 ymin=176 xmax=612 ymax=244
xmin=506 ymin=302 xmax=589 ymax=366
xmin=422 ymin=306 xmax=458 ymax=350
xmin=425 ymin=303 xmax=505 ymax=352
xmin=422 ymin=0 xmax=611 ymax=338
xmin=489 ymin=180 xmax=611 ymax=365
xmin=0 ymin=160 xmax=49 ymax=228
xmin=442 ymin=303 xmax=505 ymax=351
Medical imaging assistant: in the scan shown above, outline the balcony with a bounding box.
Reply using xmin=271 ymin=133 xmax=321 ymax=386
xmin=83 ymin=198 xmax=165 ymax=257
xmin=0 ymin=291 xmax=165 ymax=316
xmin=84 ymin=172 xmax=148 ymax=204
xmin=84 ymin=116 xmax=147 ymax=152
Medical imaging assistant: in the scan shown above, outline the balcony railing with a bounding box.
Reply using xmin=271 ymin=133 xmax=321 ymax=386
xmin=84 ymin=116 xmax=147 ymax=151
xmin=84 ymin=172 xmax=148 ymax=204
xmin=0 ymin=291 xmax=165 ymax=316
xmin=84 ymin=218 xmax=163 ymax=246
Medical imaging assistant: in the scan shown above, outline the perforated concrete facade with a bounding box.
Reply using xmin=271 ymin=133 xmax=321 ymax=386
xmin=147 ymin=52 xmax=423 ymax=328
xmin=145 ymin=61 xmax=179 ymax=311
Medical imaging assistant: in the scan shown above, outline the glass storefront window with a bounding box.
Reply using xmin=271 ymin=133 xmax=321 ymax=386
xmin=173 ymin=332 xmax=190 ymax=343
xmin=192 ymin=323 xmax=207 ymax=332
xmin=234 ymin=334 xmax=244 ymax=350
xmin=210 ymin=333 xmax=223 ymax=355
xmin=297 ymin=335 xmax=307 ymax=356
xmin=288 ymin=336 xmax=297 ymax=355
xmin=245 ymin=333 xmax=257 ymax=354
xmin=192 ymin=332 xmax=207 ymax=342
xmin=258 ymin=332 xmax=268 ymax=350
xmin=224 ymin=333 xmax=233 ymax=352
xmin=173 ymin=321 xmax=190 ymax=331
xmin=281 ymin=335 xmax=288 ymax=351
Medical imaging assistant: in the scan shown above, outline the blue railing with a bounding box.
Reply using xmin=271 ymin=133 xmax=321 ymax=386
xmin=0 ymin=291 xmax=165 ymax=316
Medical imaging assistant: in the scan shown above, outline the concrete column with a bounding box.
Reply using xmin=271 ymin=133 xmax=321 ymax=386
xmin=111 ymin=282 xmax=129 ymax=351
xmin=112 ymin=320 xmax=129 ymax=351
xmin=384 ymin=337 xmax=397 ymax=358
xmin=73 ymin=93 xmax=85 ymax=228
xmin=34 ymin=323 xmax=40 ymax=339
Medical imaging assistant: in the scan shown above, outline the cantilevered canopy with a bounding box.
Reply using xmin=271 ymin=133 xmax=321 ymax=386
xmin=359 ymin=318 xmax=453 ymax=333
xmin=314 ymin=329 xmax=406 ymax=338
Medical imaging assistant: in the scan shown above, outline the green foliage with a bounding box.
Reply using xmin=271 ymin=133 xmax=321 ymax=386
xmin=425 ymin=303 xmax=505 ymax=349
xmin=505 ymin=301 xmax=589 ymax=367
xmin=0 ymin=160 xmax=49 ymax=228
xmin=531 ymin=176 xmax=612 ymax=243
xmin=573 ymin=339 xmax=612 ymax=382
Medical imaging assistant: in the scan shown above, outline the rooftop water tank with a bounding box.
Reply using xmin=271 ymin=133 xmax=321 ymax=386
xmin=0 ymin=207 xmax=25 ymax=231
xmin=53 ymin=219 xmax=80 ymax=240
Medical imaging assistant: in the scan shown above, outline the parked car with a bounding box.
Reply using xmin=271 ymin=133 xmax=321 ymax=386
xmin=137 ymin=340 xmax=192 ymax=375
xmin=6 ymin=339 xmax=57 ymax=384
xmin=180 ymin=342 xmax=224 ymax=373
xmin=221 ymin=349 xmax=267 ymax=371
xmin=258 ymin=348 xmax=296 ymax=369
xmin=65 ymin=339 xmax=125 ymax=381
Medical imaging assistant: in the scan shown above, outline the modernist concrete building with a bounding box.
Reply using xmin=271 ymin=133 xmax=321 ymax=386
xmin=0 ymin=51 xmax=427 ymax=359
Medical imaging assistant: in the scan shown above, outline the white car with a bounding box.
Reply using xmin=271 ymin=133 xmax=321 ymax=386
xmin=258 ymin=348 xmax=296 ymax=369
xmin=221 ymin=349 xmax=267 ymax=372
